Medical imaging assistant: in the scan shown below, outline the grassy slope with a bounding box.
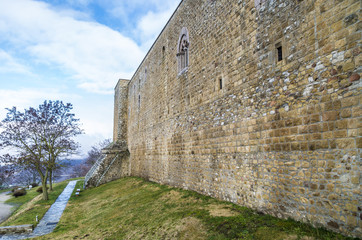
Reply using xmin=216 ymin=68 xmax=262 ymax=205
xmin=37 ymin=177 xmax=356 ymax=240
xmin=0 ymin=179 xmax=80 ymax=227
xmin=0 ymin=189 xmax=10 ymax=194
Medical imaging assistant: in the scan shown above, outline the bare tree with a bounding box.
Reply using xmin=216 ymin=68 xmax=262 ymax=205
xmin=70 ymin=163 xmax=90 ymax=178
xmin=11 ymin=167 xmax=40 ymax=186
xmin=0 ymin=165 xmax=14 ymax=188
xmin=70 ymin=139 xmax=111 ymax=178
xmin=85 ymin=139 xmax=111 ymax=166
xmin=0 ymin=100 xmax=83 ymax=200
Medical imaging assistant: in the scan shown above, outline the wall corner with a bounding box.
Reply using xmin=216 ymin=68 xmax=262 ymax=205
xmin=113 ymin=79 xmax=130 ymax=144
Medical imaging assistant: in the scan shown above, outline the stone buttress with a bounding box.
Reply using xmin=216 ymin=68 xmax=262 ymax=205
xmin=84 ymin=79 xmax=130 ymax=188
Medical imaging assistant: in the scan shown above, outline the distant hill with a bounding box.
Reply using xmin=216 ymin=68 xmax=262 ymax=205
xmin=53 ymin=159 xmax=86 ymax=182
xmin=59 ymin=159 xmax=85 ymax=167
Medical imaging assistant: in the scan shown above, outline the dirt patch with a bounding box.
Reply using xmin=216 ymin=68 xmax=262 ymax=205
xmin=140 ymin=184 xmax=160 ymax=192
xmin=161 ymin=190 xmax=182 ymax=201
xmin=284 ymin=235 xmax=315 ymax=240
xmin=175 ymin=217 xmax=207 ymax=240
xmin=120 ymin=217 xmax=207 ymax=240
xmin=155 ymin=217 xmax=207 ymax=240
xmin=255 ymin=229 xmax=316 ymax=240
xmin=208 ymin=204 xmax=238 ymax=217
xmin=161 ymin=190 xmax=202 ymax=205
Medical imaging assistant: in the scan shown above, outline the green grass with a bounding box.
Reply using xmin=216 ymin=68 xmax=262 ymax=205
xmin=1 ymin=178 xmax=83 ymax=227
xmin=0 ymin=189 xmax=10 ymax=194
xmin=34 ymin=177 xmax=357 ymax=240
xmin=3 ymin=187 xmax=41 ymax=206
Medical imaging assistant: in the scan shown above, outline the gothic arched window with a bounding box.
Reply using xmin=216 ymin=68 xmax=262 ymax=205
xmin=177 ymin=27 xmax=189 ymax=74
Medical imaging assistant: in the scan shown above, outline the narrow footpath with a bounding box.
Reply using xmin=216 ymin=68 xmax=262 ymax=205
xmin=0 ymin=192 xmax=13 ymax=224
xmin=0 ymin=180 xmax=78 ymax=240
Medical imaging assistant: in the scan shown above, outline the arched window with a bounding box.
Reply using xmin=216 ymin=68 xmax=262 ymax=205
xmin=177 ymin=27 xmax=189 ymax=74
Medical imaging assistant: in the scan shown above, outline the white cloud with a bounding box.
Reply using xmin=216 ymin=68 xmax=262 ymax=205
xmin=0 ymin=88 xmax=77 ymax=113
xmin=137 ymin=8 xmax=176 ymax=45
xmin=0 ymin=50 xmax=32 ymax=75
xmin=65 ymin=0 xmax=91 ymax=8
xmin=0 ymin=0 xmax=144 ymax=93
xmin=108 ymin=0 xmax=179 ymax=13
xmin=136 ymin=1 xmax=180 ymax=50
xmin=104 ymin=0 xmax=180 ymax=49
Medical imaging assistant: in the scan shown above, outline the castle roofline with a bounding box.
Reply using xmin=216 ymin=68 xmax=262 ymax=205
xmin=115 ymin=79 xmax=130 ymax=90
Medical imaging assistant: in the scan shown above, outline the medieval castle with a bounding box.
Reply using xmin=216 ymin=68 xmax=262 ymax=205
xmin=85 ymin=0 xmax=361 ymax=237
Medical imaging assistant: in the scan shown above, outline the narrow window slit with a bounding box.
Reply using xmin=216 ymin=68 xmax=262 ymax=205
xmin=138 ymin=95 xmax=141 ymax=109
xmin=277 ymin=46 xmax=283 ymax=62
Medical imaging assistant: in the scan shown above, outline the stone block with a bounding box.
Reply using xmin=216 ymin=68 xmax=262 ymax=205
xmin=336 ymin=138 xmax=355 ymax=149
xmin=0 ymin=224 xmax=33 ymax=234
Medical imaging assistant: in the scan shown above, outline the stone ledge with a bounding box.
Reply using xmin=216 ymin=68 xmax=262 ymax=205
xmin=0 ymin=224 xmax=34 ymax=234
xmin=101 ymin=141 xmax=128 ymax=154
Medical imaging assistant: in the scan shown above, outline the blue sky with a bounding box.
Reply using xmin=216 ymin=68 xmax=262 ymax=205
xmin=0 ymin=0 xmax=181 ymax=157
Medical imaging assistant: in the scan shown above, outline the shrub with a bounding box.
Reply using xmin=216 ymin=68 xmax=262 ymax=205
xmin=31 ymin=183 xmax=39 ymax=188
xmin=36 ymin=186 xmax=48 ymax=193
xmin=11 ymin=186 xmax=20 ymax=192
xmin=13 ymin=188 xmax=27 ymax=197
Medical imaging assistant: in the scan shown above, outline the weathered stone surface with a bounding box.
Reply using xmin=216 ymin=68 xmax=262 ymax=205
xmin=0 ymin=224 xmax=33 ymax=234
xmin=349 ymin=73 xmax=360 ymax=82
xmin=110 ymin=0 xmax=360 ymax=238
xmin=84 ymin=143 xmax=129 ymax=188
xmin=113 ymin=79 xmax=129 ymax=143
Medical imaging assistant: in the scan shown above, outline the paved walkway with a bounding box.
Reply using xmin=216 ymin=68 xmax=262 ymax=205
xmin=0 ymin=192 xmax=13 ymax=224
xmin=0 ymin=180 xmax=78 ymax=240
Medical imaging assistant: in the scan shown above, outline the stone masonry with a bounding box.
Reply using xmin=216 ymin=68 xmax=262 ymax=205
xmin=84 ymin=143 xmax=129 ymax=188
xmin=104 ymin=0 xmax=360 ymax=237
xmin=113 ymin=79 xmax=129 ymax=144
xmin=84 ymin=79 xmax=130 ymax=189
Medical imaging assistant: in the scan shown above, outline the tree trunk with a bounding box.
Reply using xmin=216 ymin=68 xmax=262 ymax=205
xmin=49 ymin=170 xmax=53 ymax=191
xmin=42 ymin=180 xmax=48 ymax=201
xmin=33 ymin=172 xmax=37 ymax=184
xmin=41 ymin=170 xmax=49 ymax=201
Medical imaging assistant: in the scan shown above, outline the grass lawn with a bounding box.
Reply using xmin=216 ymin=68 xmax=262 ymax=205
xmin=0 ymin=178 xmax=82 ymax=227
xmin=0 ymin=189 xmax=10 ymax=194
xmin=36 ymin=177 xmax=357 ymax=240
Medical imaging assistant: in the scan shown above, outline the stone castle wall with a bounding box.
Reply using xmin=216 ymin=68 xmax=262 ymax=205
xmin=116 ymin=0 xmax=361 ymax=237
